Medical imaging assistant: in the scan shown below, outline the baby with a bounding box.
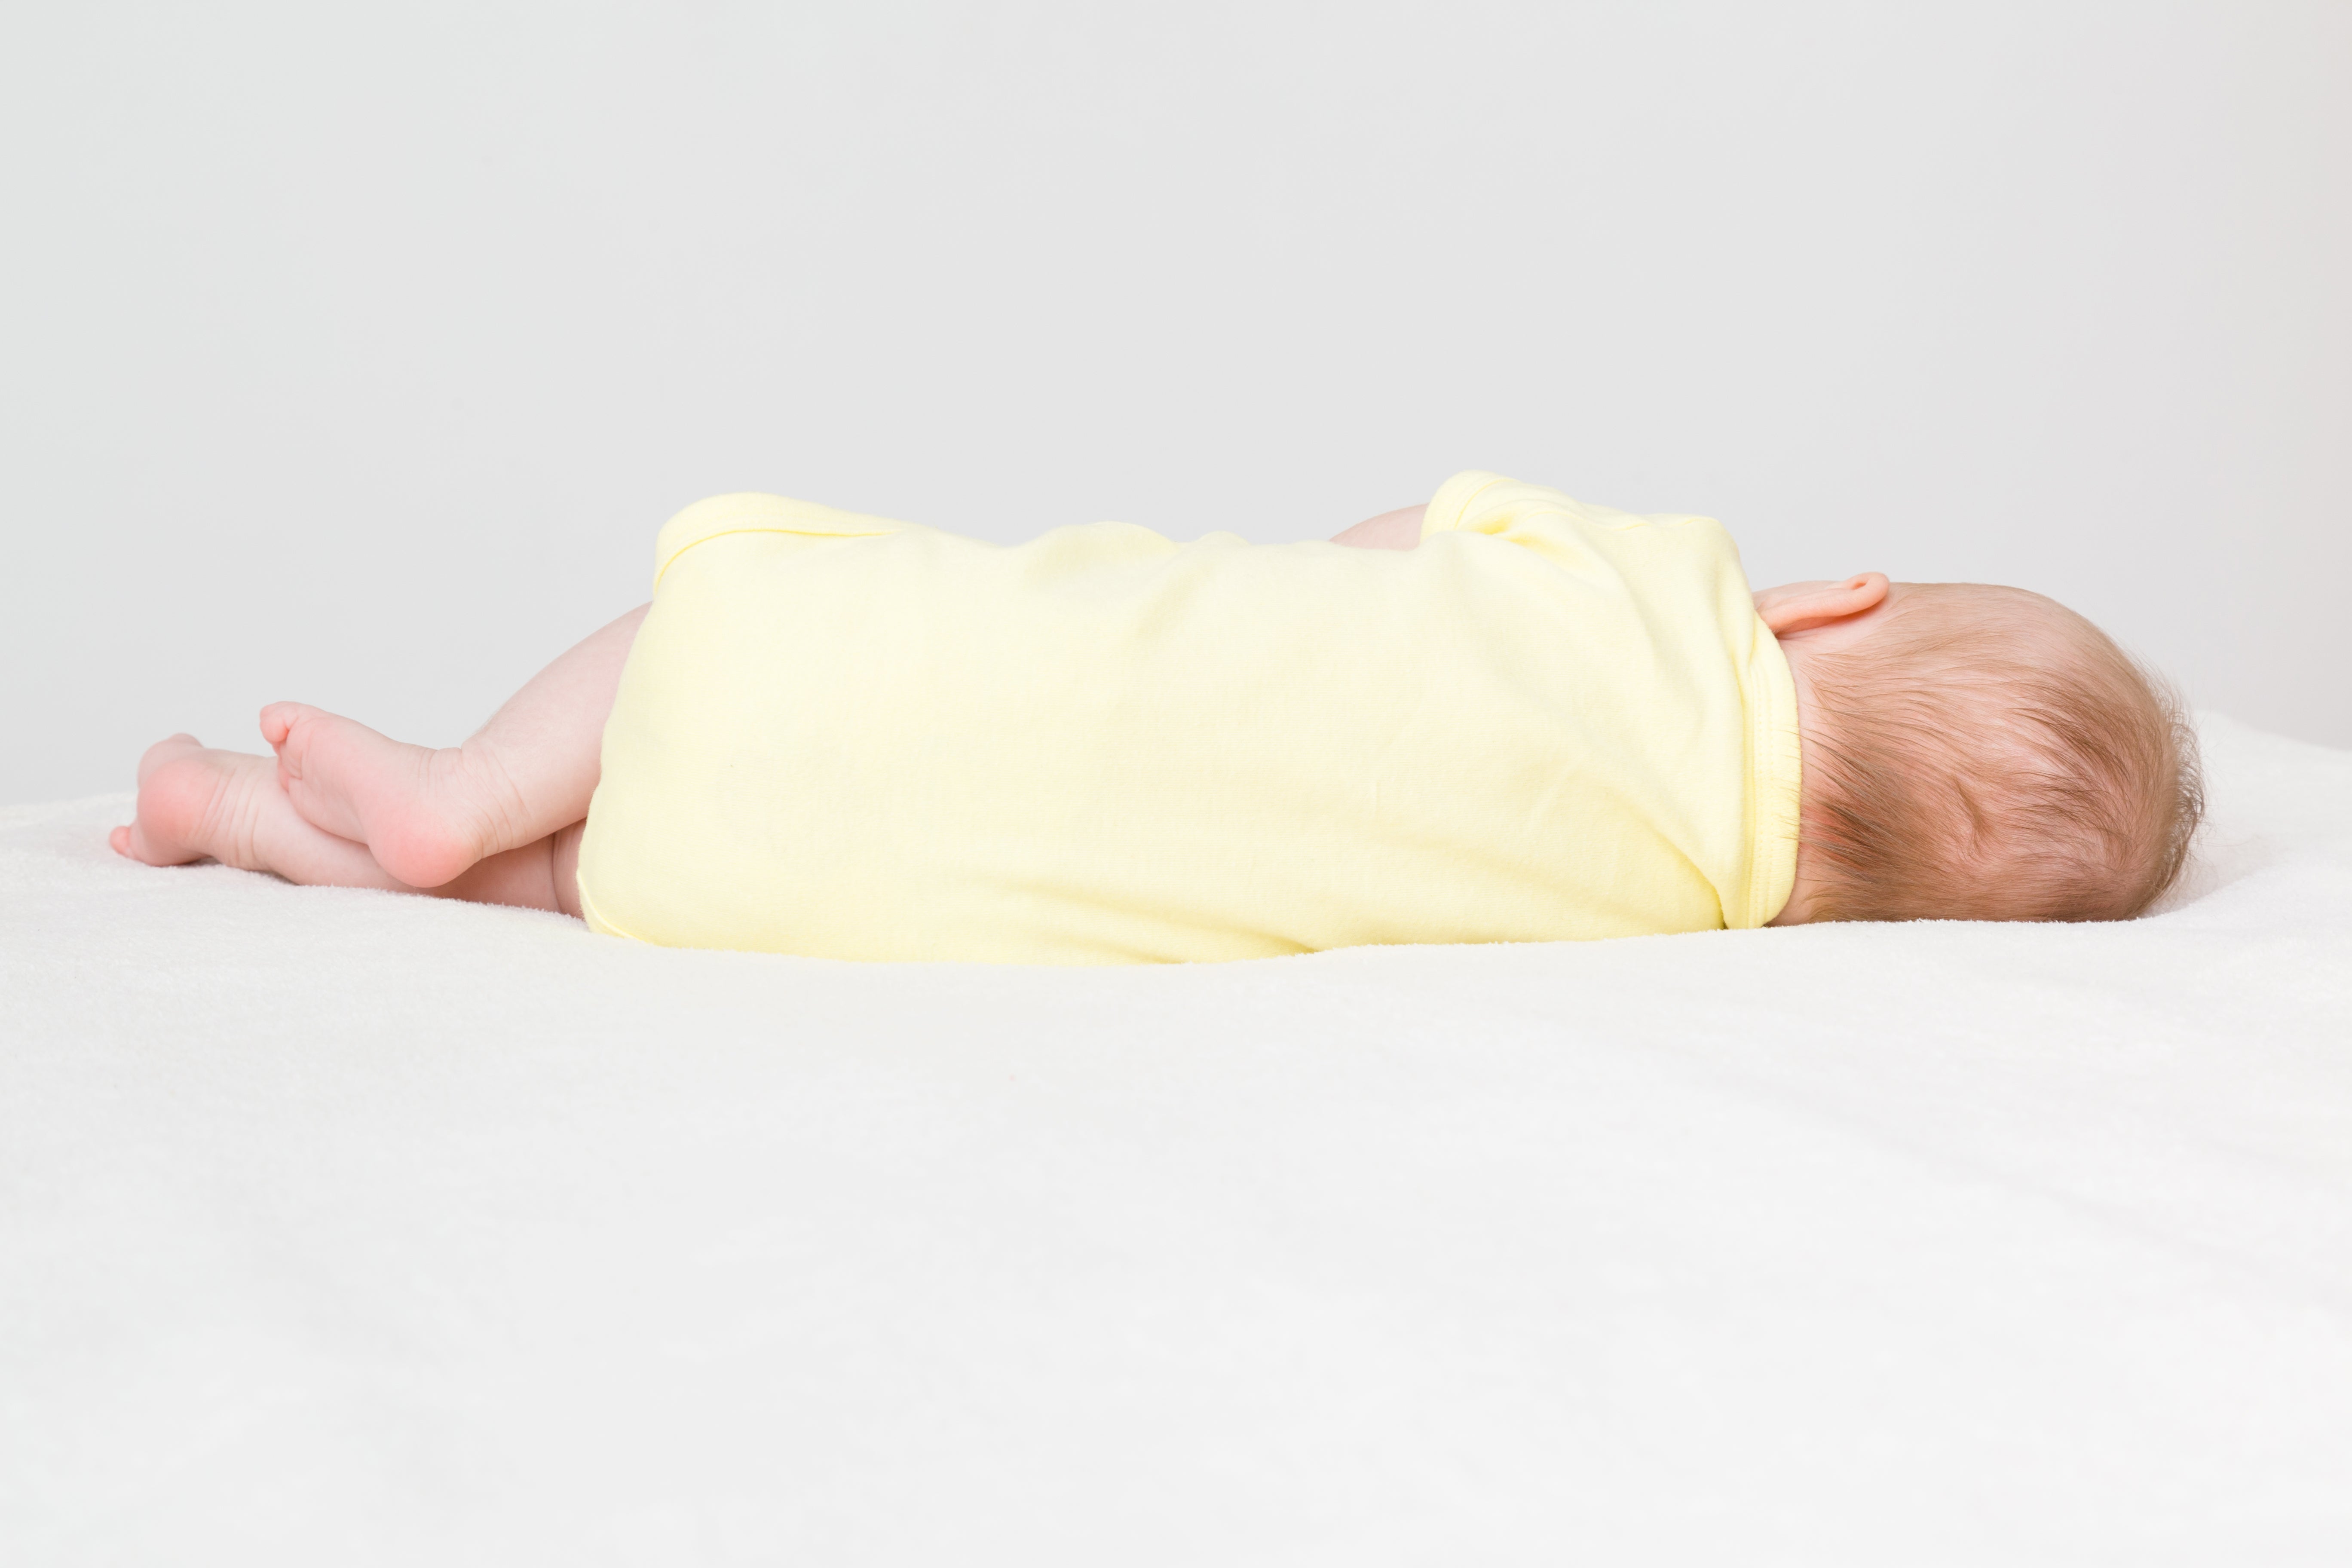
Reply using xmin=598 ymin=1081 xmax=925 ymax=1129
xmin=111 ymin=472 xmax=2202 ymax=962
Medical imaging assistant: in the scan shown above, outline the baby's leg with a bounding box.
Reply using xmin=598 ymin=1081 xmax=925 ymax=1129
xmin=262 ymin=605 xmax=646 ymax=888
xmin=113 ymin=735 xmax=406 ymax=890
xmin=113 ymin=735 xmax=585 ymax=916
xmin=429 ymin=822 xmax=585 ymax=916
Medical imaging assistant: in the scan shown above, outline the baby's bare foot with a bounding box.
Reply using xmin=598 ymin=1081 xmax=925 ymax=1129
xmin=260 ymin=703 xmax=518 ymax=888
xmin=111 ymin=735 xmax=404 ymax=889
xmin=110 ymin=733 xmax=210 ymax=863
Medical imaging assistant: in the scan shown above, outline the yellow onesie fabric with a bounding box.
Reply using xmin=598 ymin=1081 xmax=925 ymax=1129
xmin=575 ymin=471 xmax=1802 ymax=964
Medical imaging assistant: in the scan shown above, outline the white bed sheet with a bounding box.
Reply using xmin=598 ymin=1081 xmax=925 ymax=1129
xmin=4 ymin=715 xmax=2349 ymax=1564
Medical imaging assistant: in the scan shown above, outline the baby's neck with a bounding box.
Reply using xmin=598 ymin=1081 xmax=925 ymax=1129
xmin=1769 ymin=638 xmax=1836 ymax=926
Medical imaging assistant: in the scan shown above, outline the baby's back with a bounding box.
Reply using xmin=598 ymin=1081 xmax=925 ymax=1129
xmin=576 ymin=473 xmax=1799 ymax=963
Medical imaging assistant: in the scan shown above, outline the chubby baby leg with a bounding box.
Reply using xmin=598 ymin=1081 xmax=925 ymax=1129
xmin=261 ymin=604 xmax=646 ymax=888
xmin=257 ymin=704 xmax=531 ymax=890
xmin=113 ymin=735 xmax=584 ymax=916
xmin=431 ymin=823 xmax=585 ymax=917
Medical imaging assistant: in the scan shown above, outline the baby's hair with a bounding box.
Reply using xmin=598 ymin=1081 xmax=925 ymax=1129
xmin=1794 ymin=585 xmax=2202 ymax=924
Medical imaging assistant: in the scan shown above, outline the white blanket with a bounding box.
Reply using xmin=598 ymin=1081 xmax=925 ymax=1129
xmin=5 ymin=716 xmax=2349 ymax=1563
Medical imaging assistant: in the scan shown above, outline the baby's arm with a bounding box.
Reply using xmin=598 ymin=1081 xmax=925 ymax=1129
xmin=1329 ymin=507 xmax=1423 ymax=551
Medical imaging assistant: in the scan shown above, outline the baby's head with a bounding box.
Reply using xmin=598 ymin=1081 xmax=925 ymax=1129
xmin=1760 ymin=576 xmax=2202 ymax=926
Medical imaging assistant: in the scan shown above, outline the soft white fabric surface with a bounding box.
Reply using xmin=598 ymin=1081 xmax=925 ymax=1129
xmin=4 ymin=715 xmax=2349 ymax=1564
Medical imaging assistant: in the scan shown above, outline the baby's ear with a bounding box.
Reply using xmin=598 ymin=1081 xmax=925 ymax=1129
xmin=1754 ymin=574 xmax=1890 ymax=636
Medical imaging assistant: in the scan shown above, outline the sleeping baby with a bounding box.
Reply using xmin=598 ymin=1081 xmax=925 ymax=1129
xmin=110 ymin=472 xmax=2203 ymax=963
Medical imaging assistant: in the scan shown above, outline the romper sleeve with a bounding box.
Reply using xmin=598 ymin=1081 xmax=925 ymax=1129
xmin=1419 ymin=470 xmax=1668 ymax=542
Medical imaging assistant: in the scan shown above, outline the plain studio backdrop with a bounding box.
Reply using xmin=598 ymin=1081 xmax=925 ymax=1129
xmin=1 ymin=2 xmax=2346 ymax=806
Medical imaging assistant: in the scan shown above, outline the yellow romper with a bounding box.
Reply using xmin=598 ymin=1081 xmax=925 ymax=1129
xmin=575 ymin=471 xmax=1802 ymax=964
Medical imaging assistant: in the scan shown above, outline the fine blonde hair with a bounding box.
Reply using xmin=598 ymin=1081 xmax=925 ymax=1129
xmin=1795 ymin=585 xmax=2202 ymax=924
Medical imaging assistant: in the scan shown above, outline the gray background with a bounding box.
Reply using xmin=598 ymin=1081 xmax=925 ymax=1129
xmin=3 ymin=2 xmax=2345 ymax=806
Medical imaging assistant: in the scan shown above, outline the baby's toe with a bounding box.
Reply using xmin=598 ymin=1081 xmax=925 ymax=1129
xmin=258 ymin=702 xmax=311 ymax=752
